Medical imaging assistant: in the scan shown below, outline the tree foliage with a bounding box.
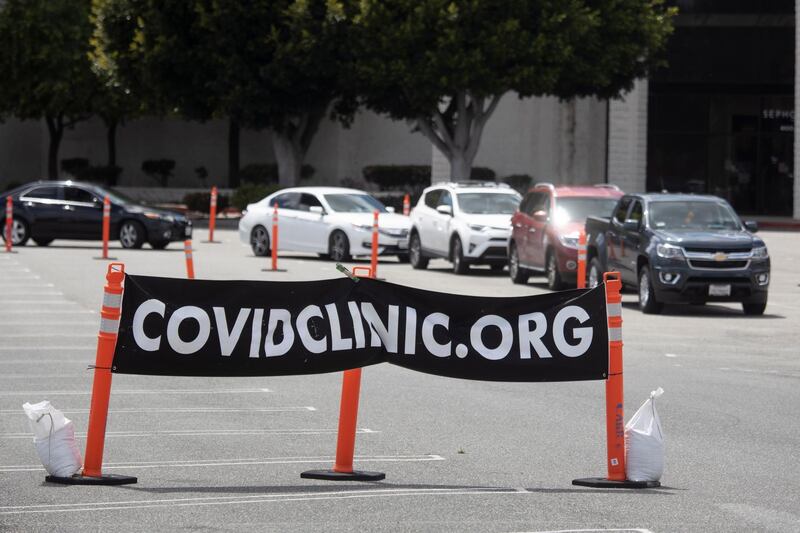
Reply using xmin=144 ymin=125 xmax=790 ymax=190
xmin=0 ymin=0 xmax=97 ymax=179
xmin=352 ymin=0 xmax=676 ymax=179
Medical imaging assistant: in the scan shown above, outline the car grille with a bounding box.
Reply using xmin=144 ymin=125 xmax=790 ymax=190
xmin=683 ymin=246 xmax=751 ymax=254
xmin=688 ymin=259 xmax=749 ymax=270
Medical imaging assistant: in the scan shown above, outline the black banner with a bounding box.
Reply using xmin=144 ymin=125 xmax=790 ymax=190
xmin=112 ymin=274 xmax=609 ymax=382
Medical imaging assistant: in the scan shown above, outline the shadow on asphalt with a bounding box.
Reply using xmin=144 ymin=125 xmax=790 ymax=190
xmin=114 ymin=481 xmax=681 ymax=496
xmin=620 ymin=301 xmax=784 ymax=319
xmin=14 ymin=244 xmax=183 ymax=252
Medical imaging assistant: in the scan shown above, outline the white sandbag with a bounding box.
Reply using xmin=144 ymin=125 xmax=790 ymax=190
xmin=625 ymin=387 xmax=664 ymax=482
xmin=23 ymin=401 xmax=83 ymax=478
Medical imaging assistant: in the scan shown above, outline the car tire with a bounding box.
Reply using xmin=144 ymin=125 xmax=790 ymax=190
xmin=250 ymin=225 xmax=270 ymax=257
xmin=397 ymin=253 xmax=410 ymax=264
xmin=149 ymin=240 xmax=170 ymax=250
xmin=545 ymin=250 xmax=564 ymax=291
xmin=409 ymin=232 xmax=428 ymax=270
xmin=119 ymin=220 xmax=145 ymax=249
xmin=33 ymin=237 xmax=53 ymax=247
xmin=3 ymin=217 xmax=30 ymax=246
xmin=638 ymin=265 xmax=663 ymax=314
xmin=329 ymin=230 xmax=350 ymax=262
xmin=451 ymin=237 xmax=469 ymax=275
xmin=509 ymin=244 xmax=529 ymax=284
xmin=588 ymin=257 xmax=604 ymax=288
xmin=742 ymin=302 xmax=767 ymax=315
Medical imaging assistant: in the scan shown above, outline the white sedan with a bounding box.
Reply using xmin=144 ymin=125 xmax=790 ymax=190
xmin=238 ymin=186 xmax=412 ymax=261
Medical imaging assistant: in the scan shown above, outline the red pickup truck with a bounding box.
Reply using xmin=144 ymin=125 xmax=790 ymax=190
xmin=508 ymin=183 xmax=623 ymax=289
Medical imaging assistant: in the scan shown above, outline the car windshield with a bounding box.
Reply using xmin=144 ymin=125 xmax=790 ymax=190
xmin=456 ymin=193 xmax=520 ymax=214
xmin=324 ymin=193 xmax=388 ymax=213
xmin=649 ymin=201 xmax=742 ymax=231
xmin=96 ymin=186 xmax=139 ymax=206
xmin=552 ymin=198 xmax=619 ymax=225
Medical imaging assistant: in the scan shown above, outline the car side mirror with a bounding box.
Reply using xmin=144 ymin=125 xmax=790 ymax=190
xmin=532 ymin=210 xmax=547 ymax=223
xmin=436 ymin=205 xmax=452 ymax=216
xmin=309 ymin=206 xmax=325 ymax=215
xmin=744 ymin=220 xmax=758 ymax=233
xmin=623 ymin=219 xmax=640 ymax=231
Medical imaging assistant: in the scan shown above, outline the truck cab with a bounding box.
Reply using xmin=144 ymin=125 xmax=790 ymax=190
xmin=585 ymin=193 xmax=770 ymax=315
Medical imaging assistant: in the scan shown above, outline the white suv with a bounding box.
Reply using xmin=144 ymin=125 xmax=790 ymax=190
xmin=408 ymin=182 xmax=521 ymax=274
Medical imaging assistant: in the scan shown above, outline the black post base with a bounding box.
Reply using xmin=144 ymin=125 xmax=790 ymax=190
xmin=46 ymin=473 xmax=138 ymax=485
xmin=301 ymin=469 xmax=385 ymax=482
xmin=93 ymin=257 xmax=118 ymax=261
xmin=261 ymin=268 xmax=287 ymax=272
xmin=572 ymin=477 xmax=660 ymax=489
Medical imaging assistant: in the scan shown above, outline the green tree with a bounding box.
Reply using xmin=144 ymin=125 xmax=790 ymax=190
xmin=352 ymin=0 xmax=676 ymax=180
xmin=92 ymin=0 xmax=356 ymax=187
xmin=0 ymin=0 xmax=97 ymax=180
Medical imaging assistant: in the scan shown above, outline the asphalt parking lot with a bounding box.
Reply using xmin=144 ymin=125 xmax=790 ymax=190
xmin=1 ymin=229 xmax=799 ymax=532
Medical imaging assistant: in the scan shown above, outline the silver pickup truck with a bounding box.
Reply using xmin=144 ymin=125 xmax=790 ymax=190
xmin=585 ymin=193 xmax=770 ymax=315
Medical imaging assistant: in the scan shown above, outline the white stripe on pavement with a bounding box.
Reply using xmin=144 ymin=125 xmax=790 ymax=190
xmin=0 ymin=387 xmax=272 ymax=396
xmin=1 ymin=428 xmax=378 ymax=439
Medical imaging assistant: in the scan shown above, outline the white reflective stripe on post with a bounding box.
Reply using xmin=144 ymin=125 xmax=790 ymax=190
xmin=607 ymin=302 xmax=622 ymax=317
xmin=185 ymin=253 xmax=193 ymax=259
xmin=608 ymin=326 xmax=622 ymax=342
xmin=102 ymin=292 xmax=122 ymax=309
xmin=99 ymin=317 xmax=119 ymax=334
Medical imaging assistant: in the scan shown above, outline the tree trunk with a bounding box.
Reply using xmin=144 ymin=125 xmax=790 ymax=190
xmin=45 ymin=115 xmax=64 ymax=180
xmin=228 ymin=118 xmax=240 ymax=188
xmin=106 ymin=119 xmax=118 ymax=167
xmin=449 ymin=150 xmax=472 ymax=181
xmin=272 ymin=133 xmax=303 ymax=187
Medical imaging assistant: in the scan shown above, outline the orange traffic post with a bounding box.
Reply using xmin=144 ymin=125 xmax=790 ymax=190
xmin=271 ymin=205 xmax=279 ymax=271
xmin=207 ymin=186 xmax=218 ymax=242
xmin=573 ymin=271 xmax=658 ymax=488
xmin=402 ymin=194 xmax=411 ymax=216
xmin=369 ymin=210 xmax=379 ymax=278
xmin=5 ymin=196 xmax=12 ymax=253
xmin=577 ymin=230 xmax=587 ymax=289
xmin=184 ymin=240 xmax=195 ymax=279
xmin=301 ymin=266 xmax=385 ymax=482
xmin=101 ymin=196 xmax=110 ymax=259
xmin=46 ymin=263 xmax=137 ymax=485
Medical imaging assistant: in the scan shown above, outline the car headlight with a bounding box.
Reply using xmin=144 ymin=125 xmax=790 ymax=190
xmin=752 ymin=246 xmax=768 ymax=259
xmin=351 ymin=223 xmax=372 ymax=232
xmin=469 ymin=224 xmax=488 ymax=232
xmin=143 ymin=212 xmax=173 ymax=222
xmin=656 ymin=243 xmax=684 ymax=259
xmin=558 ymin=233 xmax=579 ymax=249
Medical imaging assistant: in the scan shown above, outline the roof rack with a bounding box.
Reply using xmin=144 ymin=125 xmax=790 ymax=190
xmin=449 ymin=181 xmax=509 ymax=188
xmin=533 ymin=182 xmax=556 ymax=190
xmin=594 ymin=183 xmax=621 ymax=191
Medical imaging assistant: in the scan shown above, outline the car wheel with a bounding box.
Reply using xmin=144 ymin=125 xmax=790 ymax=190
xmin=33 ymin=237 xmax=53 ymax=247
xmin=149 ymin=240 xmax=170 ymax=250
xmin=250 ymin=225 xmax=270 ymax=257
xmin=509 ymin=244 xmax=529 ymax=284
xmin=119 ymin=220 xmax=145 ymax=249
xmin=397 ymin=253 xmax=410 ymax=264
xmin=588 ymin=257 xmax=604 ymax=288
xmin=638 ymin=265 xmax=663 ymax=314
xmin=3 ymin=217 xmax=30 ymax=246
xmin=409 ymin=232 xmax=428 ymax=270
xmin=329 ymin=230 xmax=350 ymax=262
xmin=451 ymin=237 xmax=469 ymax=275
xmin=742 ymin=302 xmax=767 ymax=315
xmin=545 ymin=251 xmax=564 ymax=290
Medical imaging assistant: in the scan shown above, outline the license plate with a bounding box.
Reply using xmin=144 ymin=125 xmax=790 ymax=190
xmin=185 ymin=226 xmax=192 ymax=237
xmin=709 ymin=284 xmax=731 ymax=297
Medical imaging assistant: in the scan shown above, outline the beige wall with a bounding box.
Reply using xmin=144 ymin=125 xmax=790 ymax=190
xmin=1 ymin=94 xmax=608 ymax=190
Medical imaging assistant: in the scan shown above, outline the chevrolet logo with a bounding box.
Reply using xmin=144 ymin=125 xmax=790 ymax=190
xmin=713 ymin=252 xmax=728 ymax=262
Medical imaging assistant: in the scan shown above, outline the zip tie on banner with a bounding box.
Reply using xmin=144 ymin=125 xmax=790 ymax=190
xmin=336 ymin=263 xmax=359 ymax=282
xmin=87 ymin=365 xmax=112 ymax=371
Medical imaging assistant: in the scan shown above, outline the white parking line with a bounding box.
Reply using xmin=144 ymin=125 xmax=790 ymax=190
xmin=0 ymin=486 xmax=521 ymax=515
xmin=0 ymin=454 xmax=443 ymax=472
xmin=0 ymin=428 xmax=378 ymax=439
xmin=0 ymin=387 xmax=272 ymax=396
xmin=0 ymin=406 xmax=316 ymax=415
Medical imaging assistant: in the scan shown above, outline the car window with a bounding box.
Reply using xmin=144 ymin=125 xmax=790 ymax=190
xmin=63 ymin=187 xmax=97 ymax=204
xmin=613 ymin=197 xmax=633 ymax=224
xmin=649 ymin=201 xmax=741 ymax=230
xmin=628 ymin=200 xmax=643 ymax=225
xmin=22 ymin=186 xmax=60 ymax=200
xmin=324 ymin=194 xmax=388 ymax=213
xmin=424 ymin=190 xmax=442 ymax=208
xmin=530 ymin=192 xmax=550 ymax=214
xmin=437 ymin=190 xmax=452 ymax=208
xmin=269 ymin=193 xmax=299 ymax=210
xmin=518 ymin=193 xmax=532 ymax=214
xmin=298 ymin=193 xmax=323 ymax=212
xmin=456 ymin=193 xmax=520 ymax=215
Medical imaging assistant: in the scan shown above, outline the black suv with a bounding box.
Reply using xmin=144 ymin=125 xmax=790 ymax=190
xmin=585 ymin=193 xmax=770 ymax=315
xmin=2 ymin=181 xmax=191 ymax=249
